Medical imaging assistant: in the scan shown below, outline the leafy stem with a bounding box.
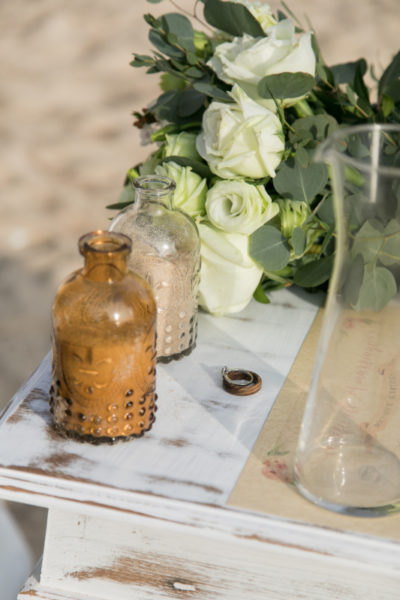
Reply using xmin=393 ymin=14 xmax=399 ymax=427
xmin=293 ymin=99 xmax=314 ymax=118
xmin=168 ymin=0 xmax=214 ymax=32
xmin=262 ymin=269 xmax=293 ymax=286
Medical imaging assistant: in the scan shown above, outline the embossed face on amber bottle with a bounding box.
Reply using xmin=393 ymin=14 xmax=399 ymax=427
xmin=60 ymin=341 xmax=116 ymax=401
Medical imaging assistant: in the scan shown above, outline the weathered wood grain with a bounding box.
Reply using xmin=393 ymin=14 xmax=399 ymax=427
xmin=35 ymin=508 xmax=400 ymax=600
xmin=0 ymin=290 xmax=322 ymax=511
xmin=7 ymin=289 xmax=400 ymax=599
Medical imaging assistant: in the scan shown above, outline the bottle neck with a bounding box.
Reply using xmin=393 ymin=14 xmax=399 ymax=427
xmin=133 ymin=175 xmax=176 ymax=209
xmin=79 ymin=231 xmax=131 ymax=283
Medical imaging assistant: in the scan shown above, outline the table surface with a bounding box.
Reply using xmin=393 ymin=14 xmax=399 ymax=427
xmin=6 ymin=288 xmax=400 ymax=598
xmin=0 ymin=288 xmax=321 ymax=517
xmin=5 ymin=287 xmax=400 ymax=567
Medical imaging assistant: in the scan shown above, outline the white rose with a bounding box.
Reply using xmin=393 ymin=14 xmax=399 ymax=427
xmin=162 ymin=132 xmax=201 ymax=162
xmin=155 ymin=161 xmax=207 ymax=217
xmin=208 ymin=19 xmax=316 ymax=108
xmin=206 ymin=179 xmax=279 ymax=235
xmin=196 ymin=84 xmax=284 ymax=179
xmin=198 ymin=222 xmax=263 ymax=315
xmin=231 ymin=0 xmax=277 ymax=32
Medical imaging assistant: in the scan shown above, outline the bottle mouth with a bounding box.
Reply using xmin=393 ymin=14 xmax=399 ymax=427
xmin=78 ymin=230 xmax=132 ymax=256
xmin=133 ymin=175 xmax=176 ymax=197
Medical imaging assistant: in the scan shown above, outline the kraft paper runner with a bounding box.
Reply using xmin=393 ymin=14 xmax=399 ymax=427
xmin=227 ymin=309 xmax=400 ymax=541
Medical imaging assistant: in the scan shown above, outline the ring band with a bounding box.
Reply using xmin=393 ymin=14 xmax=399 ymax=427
xmin=221 ymin=366 xmax=262 ymax=396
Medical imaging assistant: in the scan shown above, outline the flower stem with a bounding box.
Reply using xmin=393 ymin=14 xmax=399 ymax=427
xmin=294 ymin=99 xmax=314 ymax=118
xmin=168 ymin=0 xmax=213 ymax=32
xmin=263 ymin=269 xmax=293 ymax=286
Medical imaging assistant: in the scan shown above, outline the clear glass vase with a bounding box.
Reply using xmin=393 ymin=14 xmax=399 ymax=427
xmin=294 ymin=124 xmax=400 ymax=516
xmin=109 ymin=175 xmax=201 ymax=362
xmin=50 ymin=231 xmax=157 ymax=444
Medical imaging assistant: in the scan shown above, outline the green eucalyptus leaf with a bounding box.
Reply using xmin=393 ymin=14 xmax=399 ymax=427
xmin=253 ymin=281 xmax=271 ymax=304
xmin=186 ymin=66 xmax=204 ymax=79
xmin=193 ymin=81 xmax=231 ymax=100
xmin=144 ymin=14 xmax=160 ymax=27
xmin=149 ymin=29 xmax=185 ymax=59
xmin=342 ymin=253 xmax=364 ymax=307
xmin=152 ymin=54 xmax=171 ymax=70
xmin=162 ymin=13 xmax=196 ymax=53
xmin=352 ymin=219 xmax=384 ymax=263
xmin=316 ymin=62 xmax=334 ymax=85
xmin=147 ymin=0 xmax=164 ymax=3
xmin=331 ymin=59 xmax=367 ymax=85
xmin=167 ymin=32 xmax=178 ymax=46
xmin=312 ymin=88 xmax=344 ymax=121
xmin=186 ymin=52 xmax=198 ymax=65
xmin=147 ymin=65 xmax=160 ymax=74
xmin=380 ymin=219 xmax=400 ymax=266
xmin=151 ymin=121 xmax=201 ymax=142
xmin=354 ymin=60 xmax=370 ymax=104
xmin=273 ymin=159 xmax=329 ymax=203
xmin=382 ymin=94 xmax=395 ymax=118
xmin=152 ymin=90 xmax=181 ymax=121
xmin=130 ymin=54 xmax=154 ymax=68
xmin=346 ymin=136 xmax=370 ymax=160
xmin=291 ymin=227 xmax=307 ymax=257
xmin=161 ymin=156 xmax=213 ymax=180
xmin=320 ymin=228 xmax=335 ymax=255
xmin=346 ymin=84 xmax=358 ymax=107
xmin=354 ymin=263 xmax=397 ymax=311
xmin=293 ymin=255 xmax=334 ymax=287
xmin=317 ymin=194 xmax=335 ymax=226
xmin=178 ymin=89 xmax=206 ymax=117
xmin=204 ymin=0 xmax=265 ymax=37
xmin=290 ymin=114 xmax=338 ymax=145
xmin=346 ymin=193 xmax=371 ymax=229
xmin=295 ymin=147 xmax=310 ymax=168
xmin=258 ymin=72 xmax=315 ymax=99
xmin=152 ymin=90 xmax=204 ymax=124
xmin=384 ymin=80 xmax=400 ymax=103
xmin=378 ymin=51 xmax=400 ymax=99
xmin=290 ymin=129 xmax=313 ymax=147
xmin=249 ymin=225 xmax=290 ymax=271
xmin=356 ymin=96 xmax=374 ymax=117
xmin=160 ymin=72 xmax=187 ymax=92
xmin=169 ymin=58 xmax=187 ymax=71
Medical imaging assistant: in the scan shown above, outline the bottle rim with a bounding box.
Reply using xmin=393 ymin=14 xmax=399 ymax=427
xmin=78 ymin=230 xmax=132 ymax=256
xmin=133 ymin=175 xmax=176 ymax=196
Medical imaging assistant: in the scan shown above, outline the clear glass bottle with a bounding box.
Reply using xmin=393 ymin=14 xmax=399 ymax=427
xmin=109 ymin=175 xmax=201 ymax=362
xmin=50 ymin=230 xmax=157 ymax=444
xmin=294 ymin=124 xmax=400 ymax=516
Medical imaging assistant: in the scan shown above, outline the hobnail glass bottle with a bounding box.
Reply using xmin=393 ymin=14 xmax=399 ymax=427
xmin=109 ymin=175 xmax=201 ymax=362
xmin=50 ymin=230 xmax=157 ymax=444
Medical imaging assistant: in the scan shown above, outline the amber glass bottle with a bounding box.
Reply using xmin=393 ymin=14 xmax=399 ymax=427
xmin=50 ymin=231 xmax=157 ymax=443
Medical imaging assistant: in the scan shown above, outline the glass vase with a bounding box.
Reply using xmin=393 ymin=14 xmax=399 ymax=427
xmin=109 ymin=175 xmax=201 ymax=362
xmin=50 ymin=231 xmax=157 ymax=444
xmin=295 ymin=124 xmax=400 ymax=516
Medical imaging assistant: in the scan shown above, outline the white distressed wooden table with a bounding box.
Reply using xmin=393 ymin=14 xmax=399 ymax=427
xmin=1 ymin=288 xmax=399 ymax=600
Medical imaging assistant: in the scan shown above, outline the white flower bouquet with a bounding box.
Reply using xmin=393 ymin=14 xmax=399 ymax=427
xmin=108 ymin=0 xmax=400 ymax=315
